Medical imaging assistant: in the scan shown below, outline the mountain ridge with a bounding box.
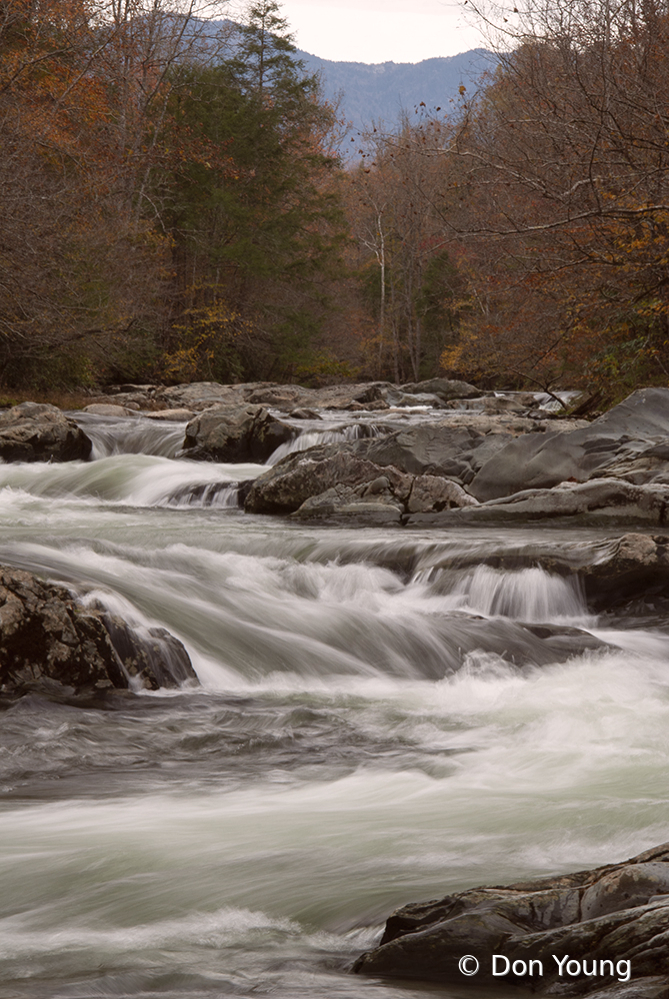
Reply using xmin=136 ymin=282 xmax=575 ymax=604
xmin=296 ymin=47 xmax=495 ymax=149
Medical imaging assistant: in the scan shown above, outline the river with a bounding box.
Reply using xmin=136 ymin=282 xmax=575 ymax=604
xmin=0 ymin=410 xmax=668 ymax=999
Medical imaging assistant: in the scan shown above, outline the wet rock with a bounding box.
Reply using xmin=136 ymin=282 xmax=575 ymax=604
xmin=408 ymin=479 xmax=669 ymax=526
xmin=83 ymin=403 xmax=137 ymax=417
xmin=295 ymin=484 xmax=404 ymax=523
xmin=353 ymin=842 xmax=669 ymax=996
xmin=470 ymin=387 xmax=669 ymax=502
xmin=101 ymin=616 xmax=197 ymax=690
xmin=289 ymin=408 xmax=322 ymax=420
xmin=400 ymin=377 xmax=483 ymax=401
xmin=578 ymin=532 xmax=669 ymax=610
xmin=0 ymin=402 xmax=92 ymax=462
xmin=144 ymin=408 xmax=195 ymax=421
xmin=179 ymin=405 xmax=296 ymax=463
xmin=244 ymin=445 xmax=414 ymax=515
xmin=0 ymin=566 xmax=197 ymax=699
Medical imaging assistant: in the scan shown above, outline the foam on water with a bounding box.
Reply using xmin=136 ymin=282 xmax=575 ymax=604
xmin=0 ymin=454 xmax=264 ymax=509
xmin=0 ymin=413 xmax=667 ymax=999
xmin=266 ymin=423 xmax=381 ymax=465
xmin=73 ymin=413 xmax=189 ymax=459
xmin=415 ymin=564 xmax=592 ymax=624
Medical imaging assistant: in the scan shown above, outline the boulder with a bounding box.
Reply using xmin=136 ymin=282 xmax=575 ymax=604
xmin=353 ymin=842 xmax=669 ymax=996
xmin=101 ymin=615 xmax=196 ymax=689
xmin=470 ymin=387 xmax=669 ymax=502
xmin=400 ymin=377 xmax=483 ymax=401
xmin=0 ymin=402 xmax=92 ymax=462
xmin=244 ymin=445 xmax=414 ymax=515
xmin=407 ymin=474 xmax=479 ymax=513
xmin=179 ymin=405 xmax=296 ymax=463
xmin=243 ymin=444 xmax=477 ymax=520
xmin=577 ymin=532 xmax=669 ymax=610
xmin=407 ymin=479 xmax=669 ymax=526
xmin=296 ymin=484 xmax=405 ymax=523
xmin=354 ymin=424 xmax=511 ymax=482
xmin=0 ymin=566 xmax=197 ymax=699
xmin=83 ymin=403 xmax=137 ymax=417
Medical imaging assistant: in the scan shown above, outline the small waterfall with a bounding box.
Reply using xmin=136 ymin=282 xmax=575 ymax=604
xmin=161 ymin=481 xmax=240 ymax=509
xmin=72 ymin=413 xmax=188 ymax=459
xmin=266 ymin=423 xmax=383 ymax=465
xmin=0 ymin=454 xmax=260 ymax=509
xmin=415 ymin=564 xmax=589 ymax=623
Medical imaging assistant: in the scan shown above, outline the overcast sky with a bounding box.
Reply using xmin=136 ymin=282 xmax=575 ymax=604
xmin=280 ymin=0 xmax=487 ymax=64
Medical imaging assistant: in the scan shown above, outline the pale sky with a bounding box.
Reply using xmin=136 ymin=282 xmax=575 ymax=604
xmin=281 ymin=0 xmax=487 ymax=63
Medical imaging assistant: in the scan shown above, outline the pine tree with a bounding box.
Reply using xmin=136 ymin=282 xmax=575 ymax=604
xmin=162 ymin=1 xmax=347 ymax=382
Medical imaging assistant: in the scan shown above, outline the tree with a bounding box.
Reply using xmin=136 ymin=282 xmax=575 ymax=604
xmin=161 ymin=0 xmax=348 ymax=382
xmin=432 ymin=0 xmax=669 ymax=388
xmin=348 ymin=112 xmax=463 ymax=382
xmin=0 ymin=0 xmax=231 ymax=388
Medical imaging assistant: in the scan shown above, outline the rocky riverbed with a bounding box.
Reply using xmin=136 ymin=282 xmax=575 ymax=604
xmin=2 ymin=379 xmax=669 ymax=999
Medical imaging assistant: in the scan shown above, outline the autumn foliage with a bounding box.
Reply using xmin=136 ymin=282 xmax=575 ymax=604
xmin=2 ymin=0 xmax=669 ymax=393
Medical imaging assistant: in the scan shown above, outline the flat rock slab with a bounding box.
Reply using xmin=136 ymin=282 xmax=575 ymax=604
xmin=470 ymin=388 xmax=669 ymax=501
xmin=407 ymin=479 xmax=669 ymax=527
xmin=83 ymin=403 xmax=138 ymax=417
xmin=143 ymin=408 xmax=195 ymax=421
xmin=0 ymin=402 xmax=92 ymax=462
xmin=354 ymin=843 xmax=669 ymax=997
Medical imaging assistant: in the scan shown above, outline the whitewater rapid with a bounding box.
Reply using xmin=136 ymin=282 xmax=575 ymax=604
xmin=0 ymin=412 xmax=668 ymax=999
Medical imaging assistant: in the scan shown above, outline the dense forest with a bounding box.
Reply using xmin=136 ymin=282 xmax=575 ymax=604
xmin=1 ymin=0 xmax=668 ymax=393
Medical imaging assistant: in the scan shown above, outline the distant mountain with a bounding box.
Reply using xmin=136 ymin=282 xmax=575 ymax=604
xmin=295 ymin=48 xmax=495 ymax=153
xmin=190 ymin=19 xmax=494 ymax=156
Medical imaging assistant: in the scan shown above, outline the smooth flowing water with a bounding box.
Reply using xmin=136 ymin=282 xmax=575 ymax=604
xmin=1 ymin=414 xmax=668 ymax=999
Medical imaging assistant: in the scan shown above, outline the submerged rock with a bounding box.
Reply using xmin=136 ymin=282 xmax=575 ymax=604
xmin=353 ymin=842 xmax=669 ymax=997
xmin=0 ymin=402 xmax=92 ymax=462
xmin=0 ymin=567 xmax=197 ymax=699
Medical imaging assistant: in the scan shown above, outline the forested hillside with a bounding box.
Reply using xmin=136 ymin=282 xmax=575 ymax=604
xmin=1 ymin=0 xmax=667 ymax=394
xmin=298 ymin=49 xmax=493 ymax=148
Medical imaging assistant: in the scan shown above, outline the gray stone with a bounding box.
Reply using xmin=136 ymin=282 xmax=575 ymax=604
xmin=354 ymin=842 xmax=669 ymax=996
xmin=83 ymin=403 xmax=136 ymax=416
xmin=408 ymin=479 xmax=669 ymax=526
xmin=400 ymin=377 xmax=483 ymax=400
xmin=144 ymin=408 xmax=195 ymax=421
xmin=407 ymin=474 xmax=479 ymax=513
xmin=0 ymin=402 xmax=92 ymax=462
xmin=470 ymin=387 xmax=669 ymax=502
xmin=244 ymin=445 xmax=414 ymax=515
xmin=244 ymin=444 xmax=482 ymax=520
xmin=294 ymin=485 xmax=404 ymax=523
xmin=179 ymin=405 xmax=296 ymax=463
xmin=0 ymin=567 xmax=197 ymax=699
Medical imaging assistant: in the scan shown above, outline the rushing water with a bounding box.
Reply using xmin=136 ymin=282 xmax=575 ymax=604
xmin=1 ymin=413 xmax=668 ymax=999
